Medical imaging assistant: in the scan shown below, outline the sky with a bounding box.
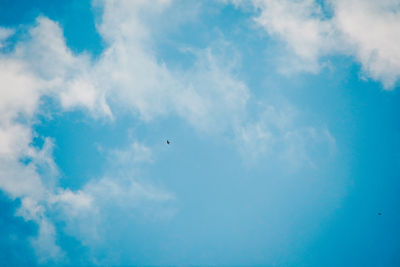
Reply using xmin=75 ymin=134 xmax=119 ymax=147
xmin=0 ymin=0 xmax=399 ymax=266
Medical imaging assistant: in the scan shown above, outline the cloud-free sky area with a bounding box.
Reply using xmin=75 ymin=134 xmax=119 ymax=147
xmin=0 ymin=0 xmax=400 ymax=266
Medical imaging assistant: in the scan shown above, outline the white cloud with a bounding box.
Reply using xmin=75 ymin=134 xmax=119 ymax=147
xmin=52 ymin=176 xmax=175 ymax=254
xmin=333 ymin=0 xmax=400 ymax=88
xmin=89 ymin=1 xmax=249 ymax=130
xmin=0 ymin=56 xmax=62 ymax=258
xmin=44 ymin=142 xmax=174 ymax=254
xmin=0 ymin=59 xmax=43 ymax=123
xmin=252 ymin=0 xmax=338 ymax=73
xmin=231 ymin=0 xmax=400 ymax=88
xmin=16 ymin=197 xmax=65 ymax=263
xmin=0 ymin=1 xmax=247 ymax=131
xmin=31 ymin=218 xmax=65 ymax=263
xmin=50 ymin=189 xmax=93 ymax=213
xmin=0 ymin=157 xmax=45 ymax=199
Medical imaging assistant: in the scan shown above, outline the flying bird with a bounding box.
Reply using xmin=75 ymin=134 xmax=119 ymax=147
xmin=378 ymin=212 xmax=382 ymax=216
xmin=167 ymin=140 xmax=170 ymax=145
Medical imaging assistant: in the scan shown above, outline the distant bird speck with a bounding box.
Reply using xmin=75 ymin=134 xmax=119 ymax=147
xmin=167 ymin=140 xmax=170 ymax=145
xmin=378 ymin=213 xmax=382 ymax=215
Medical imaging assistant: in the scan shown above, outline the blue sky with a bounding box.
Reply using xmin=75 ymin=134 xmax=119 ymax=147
xmin=0 ymin=0 xmax=399 ymax=266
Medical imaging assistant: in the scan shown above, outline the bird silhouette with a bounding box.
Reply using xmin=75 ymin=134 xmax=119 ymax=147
xmin=167 ymin=140 xmax=170 ymax=145
xmin=378 ymin=212 xmax=382 ymax=216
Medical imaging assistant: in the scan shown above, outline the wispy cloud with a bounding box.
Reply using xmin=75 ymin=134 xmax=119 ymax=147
xmin=108 ymin=141 xmax=153 ymax=165
xmin=235 ymin=103 xmax=336 ymax=169
xmin=0 ymin=27 xmax=14 ymax=48
xmin=51 ymin=142 xmax=176 ymax=262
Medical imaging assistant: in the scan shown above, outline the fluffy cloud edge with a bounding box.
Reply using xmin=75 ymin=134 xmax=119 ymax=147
xmin=227 ymin=0 xmax=400 ymax=89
